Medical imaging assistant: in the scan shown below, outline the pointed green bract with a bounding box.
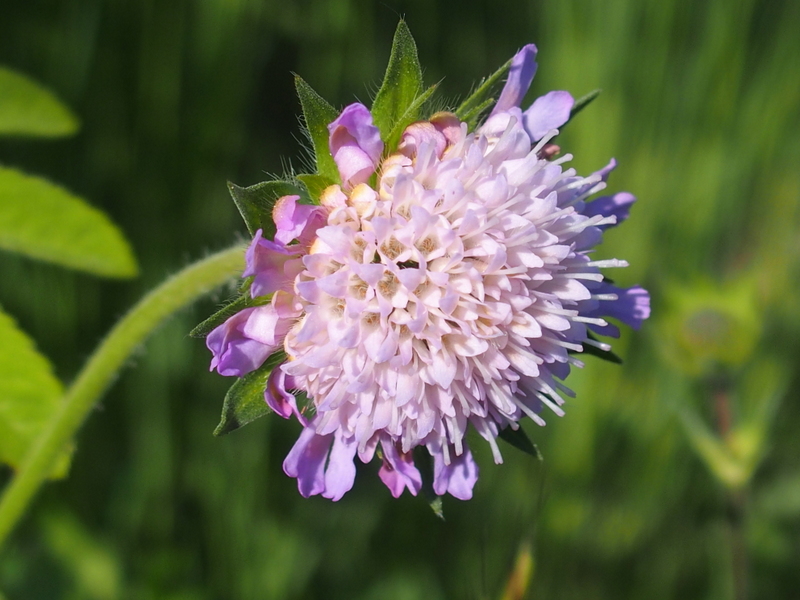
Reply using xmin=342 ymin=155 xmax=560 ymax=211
xmin=294 ymin=76 xmax=340 ymax=183
xmin=213 ymin=352 xmax=286 ymax=436
xmin=227 ymin=179 xmax=301 ymax=237
xmin=190 ymin=293 xmax=267 ymax=339
xmin=457 ymin=98 xmax=496 ymax=132
xmin=371 ymin=21 xmax=424 ymax=143
xmin=297 ymin=173 xmax=336 ymax=204
xmin=384 ymin=83 xmax=440 ymax=153
xmin=498 ymin=426 xmax=543 ymax=460
xmin=562 ymin=89 xmax=601 ymax=129
xmin=0 ymin=67 xmax=79 ymax=138
xmin=455 ymin=56 xmax=512 ymax=125
xmin=0 ymin=166 xmax=138 ymax=278
xmin=0 ymin=306 xmax=70 ymax=477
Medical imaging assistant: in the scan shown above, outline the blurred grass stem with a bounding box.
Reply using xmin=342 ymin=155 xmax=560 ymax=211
xmin=713 ymin=386 xmax=749 ymax=600
xmin=0 ymin=243 xmax=246 ymax=549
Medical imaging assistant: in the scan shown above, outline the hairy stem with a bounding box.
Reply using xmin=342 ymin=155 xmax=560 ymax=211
xmin=0 ymin=243 xmax=245 ymax=548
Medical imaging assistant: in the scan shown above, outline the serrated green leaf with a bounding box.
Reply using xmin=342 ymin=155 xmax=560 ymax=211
xmin=190 ymin=294 xmax=266 ymax=339
xmin=384 ymin=83 xmax=440 ymax=152
xmin=0 ymin=306 xmax=70 ymax=477
xmin=297 ymin=173 xmax=336 ymax=204
xmin=0 ymin=166 xmax=137 ymax=278
xmin=455 ymin=56 xmax=513 ymax=123
xmin=294 ymin=76 xmax=340 ymax=182
xmin=227 ymin=179 xmax=301 ymax=237
xmin=579 ymin=332 xmax=623 ymax=364
xmin=0 ymin=67 xmax=79 ymax=138
xmin=562 ymin=89 xmax=601 ymax=129
xmin=371 ymin=21 xmax=424 ymax=143
xmin=499 ymin=426 xmax=543 ymax=460
xmin=213 ymin=352 xmax=286 ymax=436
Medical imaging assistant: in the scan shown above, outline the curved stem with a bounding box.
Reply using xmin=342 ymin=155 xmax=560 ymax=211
xmin=0 ymin=243 xmax=246 ymax=548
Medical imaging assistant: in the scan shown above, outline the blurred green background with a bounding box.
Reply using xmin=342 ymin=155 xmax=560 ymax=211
xmin=1 ymin=0 xmax=800 ymax=598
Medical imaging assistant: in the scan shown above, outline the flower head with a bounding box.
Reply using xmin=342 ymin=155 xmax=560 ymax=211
xmin=206 ymin=37 xmax=649 ymax=502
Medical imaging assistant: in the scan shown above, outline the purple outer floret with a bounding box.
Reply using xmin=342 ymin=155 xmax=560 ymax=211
xmin=587 ymin=284 xmax=651 ymax=338
xmin=328 ymin=103 xmax=384 ymax=188
xmin=583 ymin=192 xmax=637 ymax=229
xmin=493 ymin=45 xmax=575 ymax=141
xmin=492 ymin=44 xmax=538 ymax=115
xmin=207 ymin=307 xmax=274 ymax=377
xmin=378 ymin=441 xmax=423 ymax=498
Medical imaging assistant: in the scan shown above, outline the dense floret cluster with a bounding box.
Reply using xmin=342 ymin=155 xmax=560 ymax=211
xmin=207 ymin=43 xmax=649 ymax=500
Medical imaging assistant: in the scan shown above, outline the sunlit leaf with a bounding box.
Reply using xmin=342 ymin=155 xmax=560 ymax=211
xmin=294 ymin=76 xmax=340 ymax=182
xmin=0 ymin=306 xmax=70 ymax=477
xmin=0 ymin=67 xmax=79 ymax=138
xmin=227 ymin=179 xmax=301 ymax=237
xmin=371 ymin=21 xmax=424 ymax=142
xmin=213 ymin=352 xmax=286 ymax=436
xmin=0 ymin=165 xmax=137 ymax=278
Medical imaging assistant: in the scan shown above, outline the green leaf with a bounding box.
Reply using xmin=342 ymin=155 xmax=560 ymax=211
xmin=498 ymin=426 xmax=543 ymax=460
xmin=297 ymin=173 xmax=336 ymax=204
xmin=455 ymin=56 xmax=513 ymax=124
xmin=562 ymin=89 xmax=601 ymax=129
xmin=0 ymin=166 xmax=138 ymax=278
xmin=384 ymin=83 xmax=440 ymax=152
xmin=294 ymin=76 xmax=340 ymax=182
xmin=579 ymin=332 xmax=623 ymax=364
xmin=190 ymin=293 xmax=267 ymax=339
xmin=0 ymin=67 xmax=79 ymax=138
xmin=227 ymin=179 xmax=301 ymax=237
xmin=371 ymin=21 xmax=424 ymax=143
xmin=0 ymin=306 xmax=70 ymax=477
xmin=213 ymin=352 xmax=286 ymax=436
